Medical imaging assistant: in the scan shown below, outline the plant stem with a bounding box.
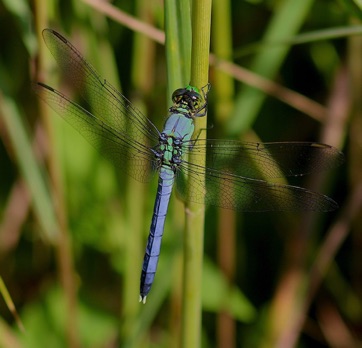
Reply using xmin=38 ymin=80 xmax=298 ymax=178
xmin=165 ymin=0 xmax=192 ymax=95
xmin=33 ymin=4 xmax=79 ymax=346
xmin=212 ymin=0 xmax=237 ymax=346
xmin=181 ymin=1 xmax=212 ymax=347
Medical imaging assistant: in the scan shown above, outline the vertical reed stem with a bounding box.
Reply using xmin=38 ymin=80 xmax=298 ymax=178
xmin=181 ymin=1 xmax=212 ymax=347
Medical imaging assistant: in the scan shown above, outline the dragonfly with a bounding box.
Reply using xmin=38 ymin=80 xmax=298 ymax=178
xmin=34 ymin=29 xmax=344 ymax=303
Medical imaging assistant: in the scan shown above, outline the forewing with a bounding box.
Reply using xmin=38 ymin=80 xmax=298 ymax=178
xmin=41 ymin=29 xmax=160 ymax=143
xmin=34 ymin=83 xmax=157 ymax=182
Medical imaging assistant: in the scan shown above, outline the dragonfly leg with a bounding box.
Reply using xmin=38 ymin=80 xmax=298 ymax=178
xmin=191 ymin=126 xmax=211 ymax=146
xmin=194 ymin=83 xmax=211 ymax=117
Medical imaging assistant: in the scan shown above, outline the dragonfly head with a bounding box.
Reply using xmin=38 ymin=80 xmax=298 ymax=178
xmin=171 ymin=85 xmax=206 ymax=118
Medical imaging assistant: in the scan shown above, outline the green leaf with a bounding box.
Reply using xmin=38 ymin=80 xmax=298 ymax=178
xmin=202 ymin=258 xmax=256 ymax=323
xmin=226 ymin=0 xmax=314 ymax=135
xmin=0 ymin=95 xmax=59 ymax=242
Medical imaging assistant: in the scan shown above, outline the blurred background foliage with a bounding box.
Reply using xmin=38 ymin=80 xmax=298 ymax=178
xmin=0 ymin=0 xmax=360 ymax=347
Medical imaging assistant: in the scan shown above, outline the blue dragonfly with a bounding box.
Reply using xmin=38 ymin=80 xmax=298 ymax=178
xmin=35 ymin=29 xmax=344 ymax=303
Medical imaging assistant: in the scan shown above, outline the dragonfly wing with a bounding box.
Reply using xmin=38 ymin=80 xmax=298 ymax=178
xmin=35 ymin=83 xmax=157 ymax=182
xmin=176 ymin=161 xmax=338 ymax=212
xmin=41 ymin=29 xmax=160 ymax=143
xmin=182 ymin=139 xmax=344 ymax=179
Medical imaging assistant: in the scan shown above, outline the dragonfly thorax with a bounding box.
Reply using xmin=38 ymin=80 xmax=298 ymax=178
xmin=153 ymin=133 xmax=183 ymax=172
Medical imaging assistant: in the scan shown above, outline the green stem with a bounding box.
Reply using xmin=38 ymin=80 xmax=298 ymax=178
xmin=181 ymin=1 xmax=212 ymax=347
xmin=165 ymin=0 xmax=192 ymax=95
xmin=34 ymin=5 xmax=79 ymax=345
xmin=212 ymin=0 xmax=237 ymax=346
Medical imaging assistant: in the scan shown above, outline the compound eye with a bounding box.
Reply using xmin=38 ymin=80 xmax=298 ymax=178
xmin=172 ymin=88 xmax=186 ymax=102
xmin=188 ymin=89 xmax=200 ymax=99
